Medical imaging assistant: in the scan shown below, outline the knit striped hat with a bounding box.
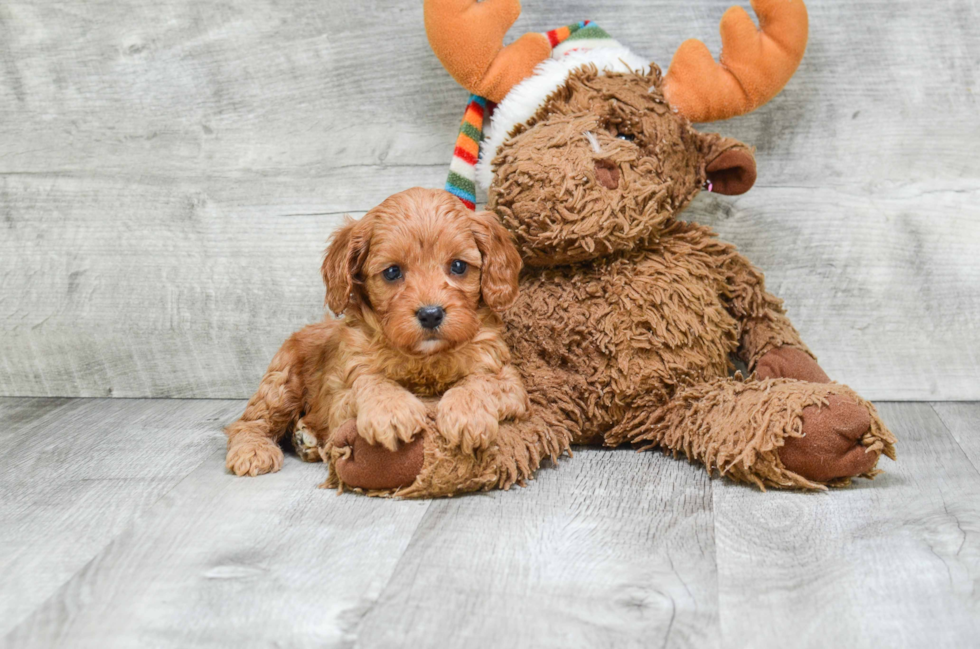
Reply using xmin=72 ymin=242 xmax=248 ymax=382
xmin=446 ymin=21 xmax=647 ymax=208
xmin=445 ymin=95 xmax=487 ymax=210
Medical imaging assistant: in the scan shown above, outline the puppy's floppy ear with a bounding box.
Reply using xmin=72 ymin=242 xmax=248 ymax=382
xmin=469 ymin=209 xmax=522 ymax=311
xmin=322 ymin=215 xmax=371 ymax=315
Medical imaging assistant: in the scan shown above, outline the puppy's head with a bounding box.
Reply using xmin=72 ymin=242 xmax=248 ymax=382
xmin=322 ymin=188 xmax=521 ymax=355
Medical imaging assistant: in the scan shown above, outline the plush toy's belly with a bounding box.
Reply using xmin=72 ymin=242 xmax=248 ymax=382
xmin=503 ymin=247 xmax=739 ymax=442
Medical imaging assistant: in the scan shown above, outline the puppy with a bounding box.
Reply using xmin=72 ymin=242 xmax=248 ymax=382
xmin=225 ymin=187 xmax=529 ymax=478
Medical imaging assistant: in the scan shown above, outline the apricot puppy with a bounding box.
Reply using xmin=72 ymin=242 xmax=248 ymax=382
xmin=225 ymin=187 xmax=528 ymax=478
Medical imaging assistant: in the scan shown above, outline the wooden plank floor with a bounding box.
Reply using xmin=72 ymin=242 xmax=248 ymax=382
xmin=1 ymin=399 xmax=979 ymax=647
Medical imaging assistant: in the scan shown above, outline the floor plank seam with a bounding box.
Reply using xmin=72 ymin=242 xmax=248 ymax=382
xmin=707 ymin=477 xmax=729 ymax=649
xmin=0 ymin=448 xmax=228 ymax=642
xmin=1 ymin=398 xmax=87 ymax=435
xmin=346 ymin=499 xmax=435 ymax=649
xmin=929 ymin=403 xmax=980 ymax=479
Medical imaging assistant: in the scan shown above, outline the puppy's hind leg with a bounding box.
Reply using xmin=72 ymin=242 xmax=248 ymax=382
xmin=292 ymin=418 xmax=332 ymax=463
xmin=225 ymin=344 xmax=304 ymax=477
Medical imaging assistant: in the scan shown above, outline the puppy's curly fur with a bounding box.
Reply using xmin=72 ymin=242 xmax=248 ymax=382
xmin=225 ymin=188 xmax=528 ymax=477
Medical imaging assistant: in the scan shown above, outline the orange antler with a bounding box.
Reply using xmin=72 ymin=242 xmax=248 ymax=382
xmin=424 ymin=0 xmax=552 ymax=103
xmin=663 ymin=0 xmax=808 ymax=123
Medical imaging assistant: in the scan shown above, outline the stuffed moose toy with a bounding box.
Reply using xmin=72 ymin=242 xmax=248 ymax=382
xmin=320 ymin=0 xmax=896 ymax=497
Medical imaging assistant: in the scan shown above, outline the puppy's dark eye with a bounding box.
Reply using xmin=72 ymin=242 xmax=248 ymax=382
xmin=450 ymin=260 xmax=468 ymax=275
xmin=617 ymin=133 xmax=635 ymax=142
xmin=382 ymin=265 xmax=402 ymax=281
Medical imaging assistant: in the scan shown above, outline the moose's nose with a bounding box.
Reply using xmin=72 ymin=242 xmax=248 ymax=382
xmin=416 ymin=306 xmax=445 ymax=330
xmin=594 ymin=160 xmax=620 ymax=190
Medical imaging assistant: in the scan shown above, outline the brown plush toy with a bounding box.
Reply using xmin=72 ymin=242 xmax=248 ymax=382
xmin=325 ymin=0 xmax=896 ymax=497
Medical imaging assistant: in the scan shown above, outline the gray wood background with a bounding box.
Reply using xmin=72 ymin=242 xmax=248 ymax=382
xmin=1 ymin=0 xmax=978 ymax=400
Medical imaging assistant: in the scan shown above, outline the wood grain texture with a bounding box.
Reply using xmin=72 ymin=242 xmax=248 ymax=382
xmin=2 ymin=449 xmax=432 ymax=648
xmin=1 ymin=0 xmax=978 ymax=399
xmin=932 ymin=402 xmax=980 ymax=474
xmin=2 ymin=398 xmax=980 ymax=647
xmin=0 ymin=397 xmax=242 ymax=637
xmin=356 ymin=449 xmax=718 ymax=649
xmin=712 ymin=402 xmax=980 ymax=649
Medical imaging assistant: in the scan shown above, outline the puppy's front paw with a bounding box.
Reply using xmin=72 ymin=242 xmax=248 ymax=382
xmin=226 ymin=437 xmax=284 ymax=477
xmin=437 ymin=388 xmax=499 ymax=454
xmin=357 ymin=392 xmax=428 ymax=451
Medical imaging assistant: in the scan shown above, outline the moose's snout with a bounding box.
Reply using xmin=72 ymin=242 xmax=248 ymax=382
xmin=416 ymin=306 xmax=445 ymax=330
xmin=595 ymin=160 xmax=620 ymax=190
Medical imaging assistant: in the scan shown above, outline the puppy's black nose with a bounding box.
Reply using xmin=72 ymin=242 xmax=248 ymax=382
xmin=416 ymin=306 xmax=445 ymax=330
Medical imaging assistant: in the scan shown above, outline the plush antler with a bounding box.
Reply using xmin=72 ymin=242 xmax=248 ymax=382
xmin=424 ymin=0 xmax=552 ymax=103
xmin=663 ymin=0 xmax=808 ymax=123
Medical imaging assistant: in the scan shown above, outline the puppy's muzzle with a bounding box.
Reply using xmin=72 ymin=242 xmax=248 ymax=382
xmin=416 ymin=306 xmax=445 ymax=330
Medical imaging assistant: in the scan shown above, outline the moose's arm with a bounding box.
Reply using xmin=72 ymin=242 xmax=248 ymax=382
xmin=721 ymin=251 xmax=831 ymax=382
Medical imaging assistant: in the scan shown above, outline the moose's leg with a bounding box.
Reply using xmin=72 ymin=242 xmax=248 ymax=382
xmin=325 ymin=419 xmax=425 ymax=490
xmin=629 ymin=377 xmax=896 ymax=489
xmin=324 ymin=360 xmax=582 ymax=497
xmin=754 ymin=345 xmax=830 ymax=383
xmin=751 ymin=345 xmax=900 ymax=480
xmin=720 ymin=250 xmax=897 ymax=484
xmin=323 ymin=404 xmax=569 ymax=498
xmin=322 ymin=359 xmax=586 ymax=497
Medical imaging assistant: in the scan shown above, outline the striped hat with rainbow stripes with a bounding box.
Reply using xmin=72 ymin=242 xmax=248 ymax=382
xmin=445 ymin=21 xmax=639 ymax=209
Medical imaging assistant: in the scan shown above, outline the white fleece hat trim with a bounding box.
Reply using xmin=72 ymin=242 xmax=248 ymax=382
xmin=476 ymin=46 xmax=650 ymax=191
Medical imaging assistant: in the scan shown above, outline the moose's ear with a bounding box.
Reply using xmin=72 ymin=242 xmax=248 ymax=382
xmin=700 ymin=134 xmax=757 ymax=195
xmin=321 ymin=216 xmax=371 ymax=315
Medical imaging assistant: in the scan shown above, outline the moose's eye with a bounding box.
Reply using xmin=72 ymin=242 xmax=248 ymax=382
xmin=616 ymin=133 xmax=636 ymax=142
xmin=382 ymin=265 xmax=402 ymax=281
xmin=450 ymin=259 xmax=468 ymax=276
